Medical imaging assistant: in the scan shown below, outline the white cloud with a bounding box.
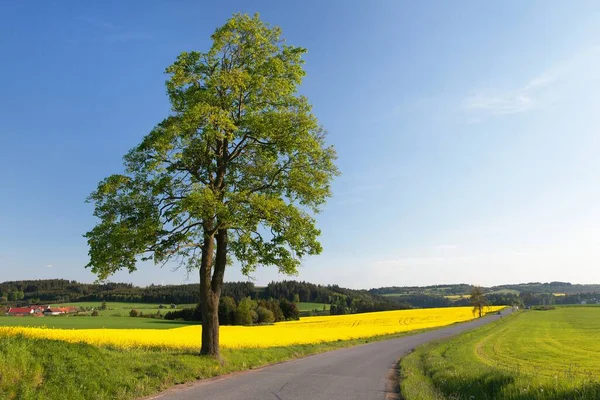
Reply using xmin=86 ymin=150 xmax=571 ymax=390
xmin=463 ymin=46 xmax=600 ymax=122
xmin=76 ymin=15 xmax=151 ymax=43
xmin=77 ymin=16 xmax=116 ymax=31
xmin=433 ymin=244 xmax=458 ymax=250
xmin=46 ymin=264 xmax=53 ymax=268
xmin=463 ymin=76 xmax=550 ymax=120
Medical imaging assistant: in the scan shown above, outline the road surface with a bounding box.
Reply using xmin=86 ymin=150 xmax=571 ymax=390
xmin=148 ymin=309 xmax=512 ymax=400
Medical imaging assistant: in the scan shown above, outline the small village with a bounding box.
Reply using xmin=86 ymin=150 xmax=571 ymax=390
xmin=5 ymin=306 xmax=79 ymax=317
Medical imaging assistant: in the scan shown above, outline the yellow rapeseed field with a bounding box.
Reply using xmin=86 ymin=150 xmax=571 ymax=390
xmin=0 ymin=306 xmax=503 ymax=350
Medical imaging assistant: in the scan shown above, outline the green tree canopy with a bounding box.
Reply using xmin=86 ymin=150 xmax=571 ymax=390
xmin=85 ymin=13 xmax=338 ymax=357
xmin=470 ymin=286 xmax=488 ymax=318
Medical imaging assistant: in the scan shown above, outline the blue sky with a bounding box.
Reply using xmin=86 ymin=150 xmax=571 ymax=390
xmin=1 ymin=1 xmax=599 ymax=288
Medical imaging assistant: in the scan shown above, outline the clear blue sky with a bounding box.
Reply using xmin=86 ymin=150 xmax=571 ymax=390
xmin=1 ymin=1 xmax=599 ymax=288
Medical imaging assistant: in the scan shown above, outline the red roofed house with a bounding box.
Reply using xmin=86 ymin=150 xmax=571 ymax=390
xmin=7 ymin=307 xmax=35 ymax=316
xmin=43 ymin=306 xmax=79 ymax=316
xmin=32 ymin=305 xmax=48 ymax=314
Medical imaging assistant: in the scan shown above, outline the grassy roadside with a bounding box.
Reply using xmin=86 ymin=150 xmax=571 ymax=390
xmin=399 ymin=309 xmax=600 ymax=400
xmin=0 ymin=315 xmax=194 ymax=329
xmin=400 ymin=312 xmax=523 ymax=400
xmin=0 ymin=325 xmax=434 ymax=400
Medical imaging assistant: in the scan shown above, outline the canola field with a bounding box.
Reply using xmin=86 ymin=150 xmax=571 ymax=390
xmin=0 ymin=306 xmax=503 ymax=351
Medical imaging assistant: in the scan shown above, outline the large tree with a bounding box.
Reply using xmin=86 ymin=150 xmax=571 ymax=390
xmin=85 ymin=13 xmax=338 ymax=357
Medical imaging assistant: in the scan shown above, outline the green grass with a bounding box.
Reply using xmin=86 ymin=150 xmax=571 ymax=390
xmin=0 ymin=302 xmax=198 ymax=329
xmin=486 ymin=289 xmax=521 ymax=295
xmin=0 ymin=315 xmax=193 ymax=329
xmin=58 ymin=301 xmax=196 ymax=317
xmin=400 ymin=308 xmax=600 ymax=399
xmin=0 ymin=325 xmax=435 ymax=400
xmin=0 ymin=302 xmax=332 ymax=329
xmin=296 ymin=302 xmax=329 ymax=312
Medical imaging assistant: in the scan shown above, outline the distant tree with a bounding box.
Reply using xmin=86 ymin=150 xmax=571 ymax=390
xmin=279 ymin=298 xmax=300 ymax=320
xmin=84 ymin=13 xmax=338 ymax=358
xmin=256 ymin=306 xmax=275 ymax=324
xmin=257 ymin=299 xmax=284 ymax=322
xmin=330 ymin=303 xmax=347 ymax=315
xmin=470 ymin=286 xmax=488 ymax=318
xmin=91 ymin=310 xmax=99 ymax=317
xmin=235 ymin=297 xmax=255 ymax=326
xmin=100 ymin=301 xmax=107 ymax=310
xmin=218 ymin=296 xmax=237 ymax=325
xmin=129 ymin=309 xmax=139 ymax=317
xmin=293 ymin=293 xmax=300 ymax=303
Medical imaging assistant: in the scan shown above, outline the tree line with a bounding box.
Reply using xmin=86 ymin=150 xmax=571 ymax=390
xmin=0 ymin=279 xmax=255 ymax=305
xmin=4 ymin=278 xmax=598 ymax=313
xmin=163 ymin=297 xmax=299 ymax=325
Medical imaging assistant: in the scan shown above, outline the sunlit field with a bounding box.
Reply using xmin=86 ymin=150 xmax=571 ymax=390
xmin=401 ymin=307 xmax=600 ymax=400
xmin=1 ymin=306 xmax=503 ymax=350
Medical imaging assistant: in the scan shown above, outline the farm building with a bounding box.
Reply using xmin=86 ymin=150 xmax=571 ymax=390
xmin=6 ymin=305 xmax=50 ymax=316
xmin=7 ymin=307 xmax=35 ymax=316
xmin=43 ymin=306 xmax=78 ymax=316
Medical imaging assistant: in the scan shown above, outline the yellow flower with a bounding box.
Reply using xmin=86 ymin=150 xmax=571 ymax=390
xmin=0 ymin=306 xmax=503 ymax=350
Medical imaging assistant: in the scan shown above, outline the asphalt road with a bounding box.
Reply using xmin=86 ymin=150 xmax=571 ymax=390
xmin=149 ymin=308 xmax=512 ymax=400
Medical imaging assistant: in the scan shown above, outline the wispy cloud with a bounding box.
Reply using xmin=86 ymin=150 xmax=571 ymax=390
xmin=46 ymin=264 xmax=53 ymax=268
xmin=433 ymin=244 xmax=458 ymax=250
xmin=463 ymin=73 xmax=554 ymax=121
xmin=76 ymin=16 xmax=151 ymax=43
xmin=77 ymin=16 xmax=116 ymax=31
xmin=463 ymin=46 xmax=600 ymax=122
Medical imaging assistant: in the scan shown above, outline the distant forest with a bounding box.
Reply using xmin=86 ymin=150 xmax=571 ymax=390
xmin=1 ymin=279 xmax=599 ymax=313
xmin=371 ymin=281 xmax=600 ymax=296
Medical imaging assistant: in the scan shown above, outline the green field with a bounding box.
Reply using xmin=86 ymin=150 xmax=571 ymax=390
xmin=296 ymin=302 xmax=329 ymax=312
xmin=0 ymin=302 xmax=197 ymax=329
xmin=486 ymin=289 xmax=521 ymax=295
xmin=0 ymin=315 xmax=193 ymax=329
xmin=400 ymin=307 xmax=600 ymax=399
xmin=58 ymin=301 xmax=196 ymax=317
xmin=0 ymin=302 xmax=329 ymax=329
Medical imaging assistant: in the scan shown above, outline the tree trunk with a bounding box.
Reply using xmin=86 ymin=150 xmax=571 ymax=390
xmin=199 ymin=232 xmax=220 ymax=357
xmin=200 ymin=290 xmax=220 ymax=357
xmin=199 ymin=228 xmax=228 ymax=358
